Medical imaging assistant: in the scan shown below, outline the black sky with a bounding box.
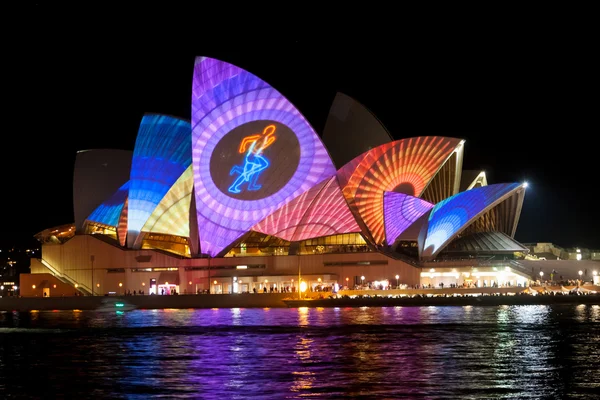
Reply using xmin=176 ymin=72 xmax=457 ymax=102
xmin=3 ymin=8 xmax=598 ymax=250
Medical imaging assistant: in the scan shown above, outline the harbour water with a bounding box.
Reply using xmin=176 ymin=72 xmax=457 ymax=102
xmin=1 ymin=305 xmax=599 ymax=399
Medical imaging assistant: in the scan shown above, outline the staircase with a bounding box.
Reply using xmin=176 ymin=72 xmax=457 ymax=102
xmin=39 ymin=258 xmax=92 ymax=295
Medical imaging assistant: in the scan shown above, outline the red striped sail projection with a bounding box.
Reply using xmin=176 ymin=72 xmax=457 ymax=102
xmin=252 ymin=176 xmax=360 ymax=241
xmin=117 ymin=198 xmax=128 ymax=247
xmin=336 ymin=137 xmax=462 ymax=244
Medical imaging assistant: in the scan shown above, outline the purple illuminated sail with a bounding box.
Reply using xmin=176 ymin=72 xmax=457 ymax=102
xmin=191 ymin=57 xmax=336 ymax=257
xmin=383 ymin=192 xmax=434 ymax=245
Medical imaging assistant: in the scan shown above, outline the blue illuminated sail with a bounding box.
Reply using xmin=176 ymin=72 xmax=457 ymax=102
xmin=127 ymin=114 xmax=192 ymax=247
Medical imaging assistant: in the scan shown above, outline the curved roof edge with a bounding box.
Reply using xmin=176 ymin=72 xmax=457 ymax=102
xmin=440 ymin=231 xmax=529 ymax=254
xmin=322 ymin=92 xmax=394 ymax=169
xmin=85 ymin=181 xmax=130 ymax=228
xmin=419 ymin=183 xmax=526 ymax=261
xmin=459 ymin=170 xmax=488 ymax=192
xmin=73 ymin=149 xmax=133 ymax=233
xmin=420 ymin=140 xmax=465 ymax=203
xmin=142 ymin=112 xmax=190 ymax=124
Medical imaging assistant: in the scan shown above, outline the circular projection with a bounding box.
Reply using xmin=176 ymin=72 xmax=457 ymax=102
xmin=192 ymin=57 xmax=337 ymax=257
xmin=209 ymin=120 xmax=300 ymax=200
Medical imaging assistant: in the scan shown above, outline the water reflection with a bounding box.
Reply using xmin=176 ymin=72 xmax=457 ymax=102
xmin=231 ymin=307 xmax=241 ymax=326
xmin=297 ymin=307 xmax=309 ymax=327
xmin=0 ymin=305 xmax=598 ymax=398
xmin=292 ymin=336 xmax=315 ymax=392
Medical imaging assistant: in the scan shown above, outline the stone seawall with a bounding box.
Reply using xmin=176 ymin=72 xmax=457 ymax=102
xmin=3 ymin=290 xmax=599 ymax=311
xmin=0 ymin=293 xmax=294 ymax=311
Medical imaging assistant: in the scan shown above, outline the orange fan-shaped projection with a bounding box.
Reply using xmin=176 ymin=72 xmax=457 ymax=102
xmin=336 ymin=136 xmax=463 ymax=244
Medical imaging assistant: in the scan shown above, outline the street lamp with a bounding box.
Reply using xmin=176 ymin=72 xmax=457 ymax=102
xmin=539 ymin=271 xmax=544 ymax=278
xmin=345 ymin=277 xmax=349 ymax=288
xmin=578 ymin=270 xmax=583 ymax=281
xmin=395 ymin=274 xmax=399 ymax=289
xmin=361 ymin=276 xmax=365 ymax=287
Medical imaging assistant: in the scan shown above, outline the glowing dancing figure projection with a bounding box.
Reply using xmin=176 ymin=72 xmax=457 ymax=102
xmin=228 ymin=125 xmax=277 ymax=194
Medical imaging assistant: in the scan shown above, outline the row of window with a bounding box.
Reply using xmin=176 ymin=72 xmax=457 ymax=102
xmin=106 ymin=261 xmax=385 ymax=273
xmin=107 ymin=267 xmax=179 ymax=273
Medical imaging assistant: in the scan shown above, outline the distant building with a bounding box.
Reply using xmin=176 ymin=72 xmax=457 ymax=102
xmin=520 ymin=242 xmax=600 ymax=282
xmin=525 ymin=242 xmax=598 ymax=261
xmin=0 ymin=246 xmax=35 ymax=297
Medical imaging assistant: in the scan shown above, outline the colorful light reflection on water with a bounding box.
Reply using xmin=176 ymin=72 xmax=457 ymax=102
xmin=0 ymin=305 xmax=598 ymax=398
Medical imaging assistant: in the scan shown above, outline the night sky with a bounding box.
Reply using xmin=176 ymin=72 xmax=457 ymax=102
xmin=3 ymin=10 xmax=598 ymax=250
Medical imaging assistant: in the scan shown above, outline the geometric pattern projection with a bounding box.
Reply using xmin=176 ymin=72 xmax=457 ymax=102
xmin=141 ymin=164 xmax=194 ymax=238
xmin=127 ymin=114 xmax=192 ymax=247
xmin=337 ymin=136 xmax=462 ymax=245
xmin=422 ymin=182 xmax=522 ymax=259
xmin=192 ymin=57 xmax=336 ymax=257
xmin=86 ymin=181 xmax=130 ymax=228
xmin=383 ymin=191 xmax=433 ymax=245
xmin=252 ymin=176 xmax=360 ymax=242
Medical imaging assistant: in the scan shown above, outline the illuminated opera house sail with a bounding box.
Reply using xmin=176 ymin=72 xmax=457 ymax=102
xmin=29 ymin=56 xmax=530 ymax=296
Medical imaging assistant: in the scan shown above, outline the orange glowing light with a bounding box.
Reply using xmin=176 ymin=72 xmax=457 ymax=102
xmin=238 ymin=125 xmax=276 ymax=154
xmin=336 ymin=137 xmax=462 ymax=244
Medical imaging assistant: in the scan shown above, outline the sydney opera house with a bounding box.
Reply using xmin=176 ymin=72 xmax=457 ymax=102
xmin=24 ymin=56 xmax=532 ymax=297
